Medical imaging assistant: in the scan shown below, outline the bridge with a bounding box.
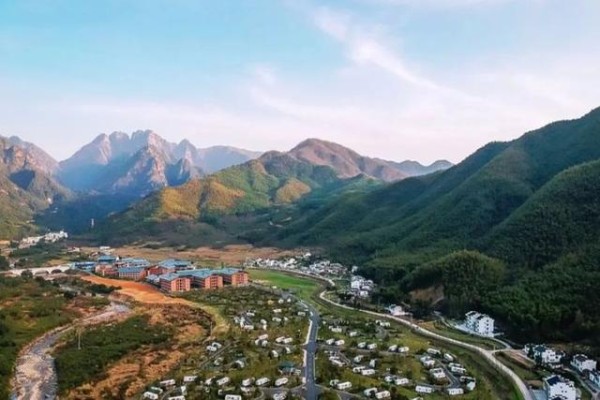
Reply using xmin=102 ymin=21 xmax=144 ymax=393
xmin=5 ymin=265 xmax=73 ymax=277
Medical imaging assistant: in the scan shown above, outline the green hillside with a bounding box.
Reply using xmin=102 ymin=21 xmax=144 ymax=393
xmin=266 ymin=107 xmax=600 ymax=344
xmin=95 ymin=151 xmax=373 ymax=245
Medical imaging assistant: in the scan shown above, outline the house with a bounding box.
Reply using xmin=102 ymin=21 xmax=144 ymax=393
xmin=388 ymin=305 xmax=406 ymax=316
xmin=361 ymin=369 xmax=376 ymax=376
xmin=335 ymin=339 xmax=345 ymax=346
xmin=330 ymin=326 xmax=343 ymax=333
xmin=282 ymin=337 xmax=293 ymax=344
xmin=326 ymin=338 xmax=335 ymax=345
xmin=450 ymin=366 xmax=467 ymax=375
xmin=348 ymin=331 xmax=358 ymax=337
xmin=358 ymin=342 xmax=367 ymax=349
xmin=225 ymin=396 xmax=243 ymax=400
xmin=272 ymin=393 xmax=287 ymax=400
xmin=376 ymin=391 xmax=391 ymax=399
xmin=183 ymin=376 xmax=197 ymax=383
xmin=353 ymin=366 xmax=366 ymax=373
xmin=571 ymin=354 xmax=597 ymax=373
xmin=544 ymin=375 xmax=576 ymax=400
xmin=216 ymin=377 xmax=230 ymax=386
xmin=589 ymin=370 xmax=600 ymax=387
xmin=258 ymin=334 xmax=269 ymax=341
xmin=524 ymin=344 xmax=564 ymax=365
xmin=419 ymin=355 xmax=435 ymax=368
xmin=367 ymin=343 xmax=378 ymax=350
xmin=275 ymin=377 xmax=289 ymax=387
xmin=466 ymin=381 xmax=477 ymax=391
xmin=464 ymin=311 xmax=495 ymax=337
xmin=167 ymin=396 xmax=185 ymax=400
xmin=415 ymin=385 xmax=434 ymax=394
xmin=331 ymin=359 xmax=345 ymax=367
xmin=444 ymin=353 xmax=455 ymax=362
xmin=364 ymin=388 xmax=378 ymax=397
xmin=270 ymin=350 xmax=279 ymax=358
xmin=256 ymin=377 xmax=270 ymax=386
xmin=427 ymin=348 xmax=441 ymax=356
xmin=388 ymin=345 xmax=398 ymax=352
xmin=143 ymin=393 xmax=159 ymax=400
xmin=398 ymin=346 xmax=410 ymax=354
xmin=430 ymin=368 xmax=446 ymax=380
xmin=242 ymin=378 xmax=254 ymax=387
xmin=447 ymin=388 xmax=464 ymax=396
xmin=330 ymin=379 xmax=340 ymax=387
xmin=395 ymin=377 xmax=410 ymax=386
xmin=160 ymin=379 xmax=176 ymax=387
xmin=337 ymin=381 xmax=352 ymax=391
xmin=353 ymin=355 xmax=364 ymax=363
xmin=369 ymin=359 xmax=378 ymax=368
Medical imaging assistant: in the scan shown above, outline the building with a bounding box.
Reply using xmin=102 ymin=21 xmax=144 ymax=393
xmin=589 ymin=370 xmax=600 ymax=387
xmin=524 ymin=344 xmax=564 ymax=365
xmin=217 ymin=268 xmax=249 ymax=285
xmin=337 ymin=382 xmax=352 ymax=391
xmin=447 ymin=388 xmax=464 ymax=396
xmin=117 ymin=266 xmax=147 ymax=281
xmin=415 ymin=385 xmax=434 ymax=394
xmin=116 ymin=257 xmax=150 ymax=268
xmin=543 ymin=375 xmax=576 ymax=400
xmin=571 ymin=354 xmax=597 ymax=374
xmin=160 ymin=274 xmax=192 ymax=293
xmin=464 ymin=311 xmax=495 ymax=337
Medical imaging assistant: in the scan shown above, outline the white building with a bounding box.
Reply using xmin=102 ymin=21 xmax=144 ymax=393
xmin=143 ymin=393 xmax=159 ymax=400
xmin=589 ymin=370 xmax=600 ymax=387
xmin=544 ymin=375 xmax=577 ymax=400
xmin=415 ymin=385 xmax=434 ymax=394
xmin=447 ymin=388 xmax=464 ymax=396
xmin=275 ymin=377 xmax=289 ymax=387
xmin=376 ymin=391 xmax=391 ymax=399
xmin=337 ymin=381 xmax=352 ymax=391
xmin=225 ymin=396 xmax=242 ymax=400
xmin=388 ymin=305 xmax=406 ymax=316
xmin=395 ymin=377 xmax=410 ymax=386
xmin=571 ymin=354 xmax=597 ymax=373
xmin=524 ymin=344 xmax=564 ymax=365
xmin=464 ymin=311 xmax=495 ymax=337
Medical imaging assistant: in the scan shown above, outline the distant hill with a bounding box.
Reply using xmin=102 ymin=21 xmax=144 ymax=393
xmin=58 ymin=130 xmax=261 ymax=196
xmin=391 ymin=159 xmax=453 ymax=177
xmin=0 ymin=136 xmax=71 ymax=238
xmin=264 ymin=107 xmax=600 ymax=344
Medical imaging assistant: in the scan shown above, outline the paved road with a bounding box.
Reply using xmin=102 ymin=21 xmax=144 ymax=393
xmin=318 ymin=291 xmax=534 ymax=400
xmin=299 ymin=299 xmax=320 ymax=400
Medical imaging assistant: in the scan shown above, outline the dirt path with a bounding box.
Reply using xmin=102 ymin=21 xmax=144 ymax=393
xmin=81 ymin=275 xmax=229 ymax=335
xmin=11 ymin=302 xmax=131 ymax=400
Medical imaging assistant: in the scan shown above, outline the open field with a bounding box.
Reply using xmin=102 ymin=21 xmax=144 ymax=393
xmin=86 ymin=244 xmax=295 ymax=266
xmin=81 ymin=275 xmax=229 ymax=335
xmin=249 ymin=269 xmax=321 ymax=300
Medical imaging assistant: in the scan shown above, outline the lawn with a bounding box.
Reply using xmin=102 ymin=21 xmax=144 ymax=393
xmin=249 ymin=269 xmax=322 ymax=301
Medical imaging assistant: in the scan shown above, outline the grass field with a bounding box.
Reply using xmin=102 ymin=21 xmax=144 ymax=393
xmin=248 ymin=269 xmax=322 ymax=300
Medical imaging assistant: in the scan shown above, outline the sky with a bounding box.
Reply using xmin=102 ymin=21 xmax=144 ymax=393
xmin=1 ymin=0 xmax=599 ymax=164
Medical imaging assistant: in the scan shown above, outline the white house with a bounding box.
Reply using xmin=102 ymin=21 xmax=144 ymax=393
xmin=415 ymin=385 xmax=434 ymax=394
xmin=143 ymin=393 xmax=159 ymax=400
xmin=430 ymin=368 xmax=446 ymax=380
xmin=398 ymin=346 xmax=410 ymax=354
xmin=376 ymin=390 xmax=391 ymax=399
xmin=388 ymin=305 xmax=406 ymax=316
xmin=524 ymin=344 xmax=564 ymax=365
xmin=363 ymin=388 xmax=378 ymax=397
xmin=335 ymin=339 xmax=345 ymax=346
xmin=465 ymin=311 xmax=495 ymax=337
xmin=217 ymin=377 xmax=231 ymax=386
xmin=395 ymin=377 xmax=410 ymax=386
xmin=256 ymin=377 xmax=270 ymax=386
xmin=337 ymin=381 xmax=352 ymax=391
xmin=362 ymin=369 xmax=376 ymax=376
xmin=589 ymin=370 xmax=600 ymax=387
xmin=183 ymin=375 xmax=197 ymax=383
xmin=367 ymin=343 xmax=378 ymax=350
xmin=225 ymin=396 xmax=242 ymax=400
xmin=419 ymin=355 xmax=435 ymax=368
xmin=447 ymin=388 xmax=464 ymax=396
xmin=275 ymin=377 xmax=289 ymax=387
xmin=571 ymin=354 xmax=597 ymax=373
xmin=325 ymin=338 xmax=335 ymax=345
xmin=242 ymin=378 xmax=254 ymax=387
xmin=544 ymin=375 xmax=577 ymax=400
xmin=160 ymin=379 xmax=176 ymax=387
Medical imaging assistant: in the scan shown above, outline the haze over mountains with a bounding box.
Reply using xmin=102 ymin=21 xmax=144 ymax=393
xmin=0 ymin=131 xmax=452 ymax=238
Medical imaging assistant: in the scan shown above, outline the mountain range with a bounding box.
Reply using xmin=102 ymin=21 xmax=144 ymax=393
xmin=0 ymin=131 xmax=451 ymax=238
xmin=58 ymin=130 xmax=262 ymax=196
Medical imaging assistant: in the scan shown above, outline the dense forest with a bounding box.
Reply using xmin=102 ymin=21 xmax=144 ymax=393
xmin=264 ymin=107 xmax=600 ymax=346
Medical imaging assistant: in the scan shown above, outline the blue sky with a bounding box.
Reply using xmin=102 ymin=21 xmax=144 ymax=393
xmin=1 ymin=0 xmax=599 ymax=163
